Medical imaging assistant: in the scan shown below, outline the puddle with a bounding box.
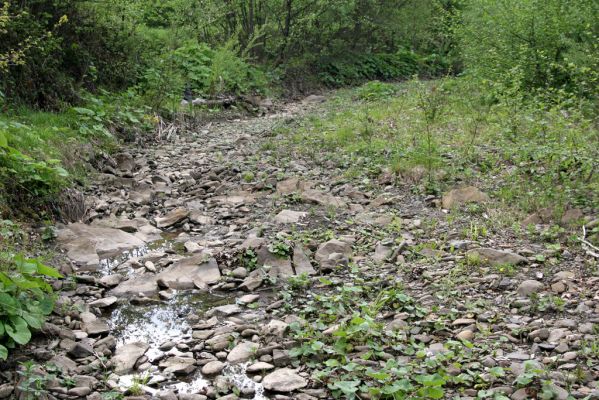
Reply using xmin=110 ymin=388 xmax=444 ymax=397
xmin=108 ymin=292 xmax=231 ymax=348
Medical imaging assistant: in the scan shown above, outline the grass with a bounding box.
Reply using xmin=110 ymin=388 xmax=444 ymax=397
xmin=0 ymin=109 xmax=114 ymax=181
xmin=275 ymin=78 xmax=599 ymax=219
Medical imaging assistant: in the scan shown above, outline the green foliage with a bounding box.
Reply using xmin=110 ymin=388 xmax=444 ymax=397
xmin=0 ymin=0 xmax=147 ymax=109
xmin=356 ymin=81 xmax=397 ymax=101
xmin=275 ymin=78 xmax=598 ymax=215
xmin=456 ymin=0 xmax=599 ymax=101
xmin=0 ymin=128 xmax=69 ymax=211
xmin=138 ymin=41 xmax=267 ymax=110
xmin=319 ymin=51 xmax=421 ymax=87
xmin=0 ymin=253 xmax=61 ymax=359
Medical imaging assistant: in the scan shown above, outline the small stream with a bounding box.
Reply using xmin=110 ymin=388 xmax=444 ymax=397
xmin=98 ymin=239 xmax=267 ymax=398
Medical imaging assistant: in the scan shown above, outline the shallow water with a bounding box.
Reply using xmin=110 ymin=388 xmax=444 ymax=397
xmin=108 ymin=291 xmax=231 ymax=348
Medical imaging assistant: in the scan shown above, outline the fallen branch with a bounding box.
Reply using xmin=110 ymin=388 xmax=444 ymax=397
xmin=579 ymin=226 xmax=599 ymax=258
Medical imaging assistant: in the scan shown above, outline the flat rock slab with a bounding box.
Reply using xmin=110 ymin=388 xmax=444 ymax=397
xmin=159 ymin=356 xmax=196 ymax=375
xmin=57 ymin=223 xmax=145 ymax=270
xmin=109 ymin=255 xmax=220 ymax=297
xmin=262 ymin=368 xmax=307 ymax=392
xmin=155 ymin=207 xmax=189 ymax=228
xmin=302 ymin=189 xmax=347 ymax=208
xmin=156 ymin=255 xmax=221 ymax=289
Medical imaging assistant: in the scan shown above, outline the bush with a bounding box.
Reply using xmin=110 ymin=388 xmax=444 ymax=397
xmin=318 ymin=51 xmax=422 ymax=87
xmin=456 ymin=0 xmax=599 ymax=101
xmin=137 ymin=41 xmax=267 ymax=109
xmin=0 ymin=129 xmax=69 ymax=213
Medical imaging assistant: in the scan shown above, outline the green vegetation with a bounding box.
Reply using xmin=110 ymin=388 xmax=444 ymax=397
xmin=0 ymin=0 xmax=597 ymax=378
xmin=275 ymin=78 xmax=598 ymax=215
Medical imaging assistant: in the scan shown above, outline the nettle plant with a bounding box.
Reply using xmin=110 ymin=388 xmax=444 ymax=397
xmin=0 ymin=254 xmax=62 ymax=359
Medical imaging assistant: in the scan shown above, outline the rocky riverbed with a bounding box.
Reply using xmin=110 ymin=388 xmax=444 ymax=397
xmin=1 ymin=95 xmax=598 ymax=399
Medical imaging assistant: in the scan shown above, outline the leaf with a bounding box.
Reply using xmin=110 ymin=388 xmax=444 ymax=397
xmin=0 ymin=344 xmax=7 ymax=360
xmin=36 ymin=262 xmax=63 ymax=278
xmin=21 ymin=311 xmax=43 ymax=330
xmin=6 ymin=316 xmax=31 ymax=345
xmin=330 ymin=380 xmax=361 ymax=395
xmin=0 ymin=292 xmax=19 ymax=314
xmin=73 ymin=107 xmax=95 ymax=116
xmin=0 ymin=131 xmax=7 ymax=148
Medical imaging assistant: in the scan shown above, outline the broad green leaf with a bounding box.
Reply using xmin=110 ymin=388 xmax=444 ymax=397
xmin=21 ymin=311 xmax=43 ymax=330
xmin=6 ymin=316 xmax=31 ymax=345
xmin=0 ymin=344 xmax=7 ymax=360
xmin=0 ymin=292 xmax=18 ymax=313
xmin=36 ymin=262 xmax=63 ymax=278
xmin=330 ymin=380 xmax=360 ymax=395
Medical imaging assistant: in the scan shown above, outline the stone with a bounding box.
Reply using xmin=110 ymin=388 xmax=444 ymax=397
xmin=83 ymin=318 xmax=110 ymax=336
xmin=457 ymin=330 xmax=474 ymax=340
xmin=208 ymin=304 xmax=242 ymax=317
xmin=113 ymin=342 xmax=149 ymax=374
xmin=262 ymin=368 xmax=308 ymax=392
xmin=262 ymin=320 xmax=288 ymax=337
xmin=227 ymin=342 xmax=259 ymax=364
xmin=561 ymin=208 xmax=583 ymax=225
xmin=238 ymin=294 xmax=260 ymax=304
xmin=49 ymin=355 xmax=77 ymax=373
xmin=517 ymin=280 xmax=544 ymax=297
xmin=274 ymin=210 xmax=307 ymax=224
xmin=159 ymin=357 xmax=196 ymax=375
xmin=302 ymin=189 xmax=346 ymax=208
xmin=246 ymin=362 xmax=275 ymax=373
xmin=442 ymin=186 xmax=489 ymax=209
xmin=452 ymin=318 xmax=476 ymax=326
xmin=201 ymin=360 xmax=225 ymax=375
xmin=68 ymin=387 xmax=92 ymax=397
xmin=156 ymin=255 xmax=221 ymax=289
xmin=315 ymin=239 xmax=352 ymax=271
xmin=109 ymin=273 xmax=159 ymax=298
xmin=89 ymin=296 xmax=117 ymax=308
xmin=466 ymin=248 xmax=527 ymax=266
xmin=155 ymin=208 xmax=190 ymax=228
xmin=292 ymin=244 xmax=316 ymax=275
xmin=98 ymin=274 xmax=122 ymax=287
xmin=0 ymin=384 xmax=14 ymax=399
xmin=57 ymin=223 xmax=145 ymax=270
xmin=257 ymin=246 xmax=294 ymax=277
xmin=67 ymin=341 xmax=94 ymax=358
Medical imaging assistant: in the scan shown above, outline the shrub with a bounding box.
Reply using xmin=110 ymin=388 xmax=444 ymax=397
xmin=456 ymin=0 xmax=599 ymax=101
xmin=0 ymin=129 xmax=69 ymax=212
xmin=318 ymin=51 xmax=421 ymax=87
